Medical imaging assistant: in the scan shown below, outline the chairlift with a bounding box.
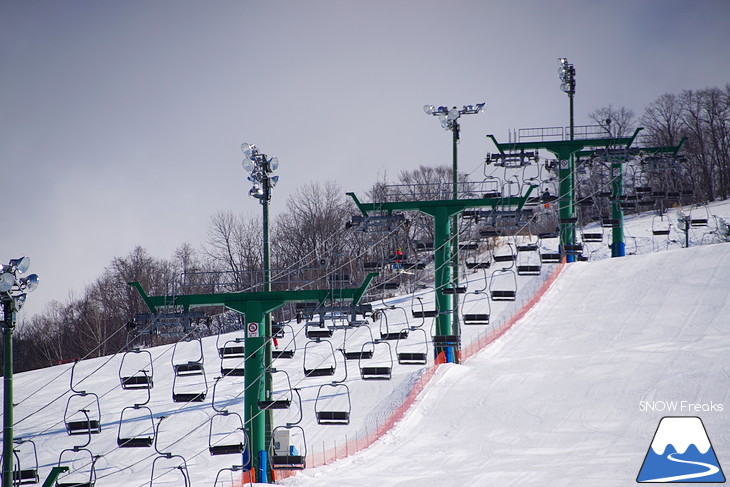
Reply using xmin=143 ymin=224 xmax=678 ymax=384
xmin=56 ymin=447 xmax=98 ymax=487
xmin=149 ymin=454 xmax=191 ymax=487
xmin=377 ymin=309 xmax=408 ymax=340
xmin=689 ymin=205 xmax=710 ymax=227
xmin=462 ymin=291 xmax=491 ymax=325
xmin=652 ymin=215 xmax=671 ymax=236
xmin=411 ymin=296 xmax=437 ymax=320
xmin=258 ymin=369 xmax=293 ymax=410
xmin=480 ymin=176 xmax=502 ymax=198
xmin=489 ymin=269 xmax=517 ymax=301
xmin=171 ymin=337 xmax=205 ymax=377
xmin=305 ymin=320 xmax=334 ymax=339
xmin=119 ymin=349 xmax=154 ymax=390
xmin=64 ymin=362 xmax=102 ymax=436
xmin=11 ymin=438 xmax=39 ymax=485
xmin=314 ymin=382 xmax=352 ymax=425
xmin=538 ymin=233 xmax=562 ymax=263
xmin=492 ymin=243 xmax=516 ymax=264
xmin=270 ymin=425 xmax=307 ymax=470
xmin=214 ymin=466 xmax=253 ymax=487
xmin=303 ymin=339 xmax=337 ymax=378
xmin=217 ymin=333 xmax=245 ymax=377
xmin=272 ymin=322 xmax=297 ymax=359
xmin=359 ymin=341 xmax=393 ymax=380
xmin=117 ymin=404 xmax=155 ymax=448
xmin=208 ymin=411 xmax=247 ymax=456
xmin=343 ymin=324 xmax=375 ymax=360
xmin=396 ymin=327 xmax=429 ymax=365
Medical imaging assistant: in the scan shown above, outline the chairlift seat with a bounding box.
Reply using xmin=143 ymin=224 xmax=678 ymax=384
xmin=221 ymin=366 xmax=245 ymax=377
xmin=397 ymin=352 xmax=427 ymax=365
xmin=118 ymin=436 xmax=154 ymax=448
xmin=652 ymin=229 xmax=670 ymax=236
xmin=258 ymin=399 xmax=291 ymax=410
xmin=173 ymin=362 xmax=204 ymax=376
xmin=219 ymin=345 xmax=245 ymax=358
xmin=120 ymin=375 xmax=153 ymax=390
xmin=305 ymin=327 xmax=334 ymax=339
xmin=564 ymin=244 xmax=584 ymax=253
xmin=272 ymin=350 xmax=295 ymax=359
xmin=380 ymin=330 xmax=409 ymax=341
xmin=493 ymin=254 xmax=516 ymax=262
xmin=690 ymin=218 xmax=708 ymax=227
xmin=441 ymin=286 xmax=466 ymax=295
xmin=516 ymin=243 xmax=539 ymax=252
xmin=402 ymin=262 xmax=426 ymax=270
xmin=271 ymin=455 xmax=305 ymax=470
xmin=480 ymin=228 xmax=500 ymax=238
xmin=540 ymin=253 xmax=562 ymax=263
xmin=559 ymin=217 xmax=577 ymax=224
xmin=66 ymin=420 xmax=101 ymax=435
xmin=360 ymin=366 xmax=392 ymax=380
xmin=172 ymin=392 xmax=206 ymax=403
xmin=581 ymin=232 xmax=603 ymax=242
xmin=57 ymin=483 xmax=93 ymax=487
xmin=517 ymin=265 xmax=541 ymax=275
xmin=601 ymin=218 xmax=619 ymax=227
xmin=412 ymin=310 xmax=437 ymax=318
xmin=432 ymin=335 xmax=460 ymax=346
xmin=316 ymin=411 xmax=350 ymax=425
xmin=13 ymin=469 xmax=39 ymax=484
xmin=491 ymin=290 xmax=516 ymax=301
xmin=466 ymin=262 xmax=491 ymax=270
xmin=377 ymin=282 xmax=400 ymax=290
xmin=303 ymin=366 xmax=335 ymax=378
xmin=209 ymin=443 xmax=245 ymax=456
xmin=344 ymin=350 xmax=373 ymax=360
xmin=463 ymin=314 xmax=490 ymax=324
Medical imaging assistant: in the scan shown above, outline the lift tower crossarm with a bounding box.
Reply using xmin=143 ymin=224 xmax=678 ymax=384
xmin=487 ymin=128 xmax=642 ymax=262
xmin=347 ymin=187 xmax=536 ymax=364
xmin=127 ymin=273 xmax=376 ymax=481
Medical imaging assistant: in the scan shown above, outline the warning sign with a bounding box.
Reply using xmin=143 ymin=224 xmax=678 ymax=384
xmin=247 ymin=322 xmax=259 ymax=338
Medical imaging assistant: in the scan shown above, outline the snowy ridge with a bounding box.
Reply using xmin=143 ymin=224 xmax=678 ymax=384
xmin=650 ymin=417 xmax=711 ymax=455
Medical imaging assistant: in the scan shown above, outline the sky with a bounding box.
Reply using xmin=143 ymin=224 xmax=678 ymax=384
xmin=2 ymin=0 xmax=730 ymax=318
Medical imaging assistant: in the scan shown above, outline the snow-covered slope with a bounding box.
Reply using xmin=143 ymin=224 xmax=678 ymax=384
xmin=282 ymin=242 xmax=730 ymax=486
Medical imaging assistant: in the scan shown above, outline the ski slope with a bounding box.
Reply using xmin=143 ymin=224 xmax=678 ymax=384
xmin=282 ymin=242 xmax=730 ymax=486
xmin=5 ymin=201 xmax=730 ymax=486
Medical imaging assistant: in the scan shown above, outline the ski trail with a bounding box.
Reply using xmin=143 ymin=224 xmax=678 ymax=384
xmin=643 ymin=453 xmax=720 ymax=482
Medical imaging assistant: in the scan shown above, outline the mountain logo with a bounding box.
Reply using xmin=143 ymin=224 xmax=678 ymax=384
xmin=637 ymin=416 xmax=725 ymax=483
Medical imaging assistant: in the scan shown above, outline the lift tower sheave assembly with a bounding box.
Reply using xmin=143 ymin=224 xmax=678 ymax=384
xmin=347 ymin=187 xmax=536 ymax=364
xmin=128 ymin=273 xmax=376 ymax=483
xmin=487 ymin=128 xmax=643 ymax=262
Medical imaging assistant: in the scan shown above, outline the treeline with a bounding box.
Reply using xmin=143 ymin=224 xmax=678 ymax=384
xmin=8 ymin=83 xmax=729 ymax=372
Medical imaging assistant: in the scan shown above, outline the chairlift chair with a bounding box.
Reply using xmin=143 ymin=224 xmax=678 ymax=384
xmin=689 ymin=205 xmax=710 ymax=227
xmin=303 ymin=339 xmax=337 ymax=377
xmin=314 ymin=383 xmax=352 ymax=425
xmin=492 ymin=243 xmax=516 ymax=264
xmin=214 ymin=466 xmax=253 ymax=487
xmin=343 ymin=324 xmax=375 ymax=360
xmin=258 ymin=369 xmax=294 ymax=410
xmin=272 ymin=323 xmax=297 ymax=359
xmin=651 ymin=215 xmax=671 ymax=236
xmin=56 ymin=448 xmax=97 ymax=487
xmin=208 ymin=411 xmax=247 ymax=456
xmin=64 ymin=398 xmax=102 ymax=436
xmin=359 ymin=341 xmax=393 ymax=380
xmin=119 ymin=349 xmax=154 ymax=390
xmin=396 ymin=327 xmax=429 ymax=365
xmin=217 ymin=333 xmax=245 ymax=377
xmin=462 ymin=291 xmax=491 ymax=325
xmin=149 ymin=454 xmax=191 ymax=487
xmin=11 ymin=438 xmax=39 ymax=485
xmin=377 ymin=310 xmax=409 ymax=340
xmin=171 ymin=337 xmax=205 ymax=377
xmin=270 ymin=425 xmax=307 ymax=470
xmin=117 ymin=404 xmax=155 ymax=448
xmin=489 ymin=269 xmax=517 ymax=301
xmin=305 ymin=320 xmax=334 ymax=339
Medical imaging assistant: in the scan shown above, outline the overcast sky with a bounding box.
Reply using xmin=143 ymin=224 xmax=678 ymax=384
xmin=2 ymin=0 xmax=729 ymax=319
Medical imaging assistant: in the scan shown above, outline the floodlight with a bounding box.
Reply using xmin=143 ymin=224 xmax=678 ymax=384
xmin=9 ymin=256 xmax=30 ymax=274
xmin=270 ymin=175 xmax=279 ymax=188
xmin=249 ymin=185 xmax=264 ymax=199
xmin=560 ymin=82 xmax=571 ymax=93
xmin=0 ymin=273 xmax=14 ymax=292
xmin=447 ymin=108 xmax=460 ymax=121
xmin=241 ymin=143 xmax=256 ymax=158
xmin=15 ymin=293 xmax=27 ymax=310
xmin=423 ymin=105 xmax=435 ymax=115
xmin=558 ymin=57 xmax=567 ymax=65
xmin=242 ymin=156 xmax=255 ymax=174
xmin=268 ymin=156 xmax=279 ymax=172
xmin=20 ymin=274 xmax=39 ymax=292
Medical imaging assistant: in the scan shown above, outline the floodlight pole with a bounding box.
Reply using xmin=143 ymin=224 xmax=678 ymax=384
xmin=2 ymin=298 xmax=16 ymax=487
xmin=558 ymin=58 xmax=577 ymax=262
xmin=424 ymin=104 xmax=485 ymax=360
